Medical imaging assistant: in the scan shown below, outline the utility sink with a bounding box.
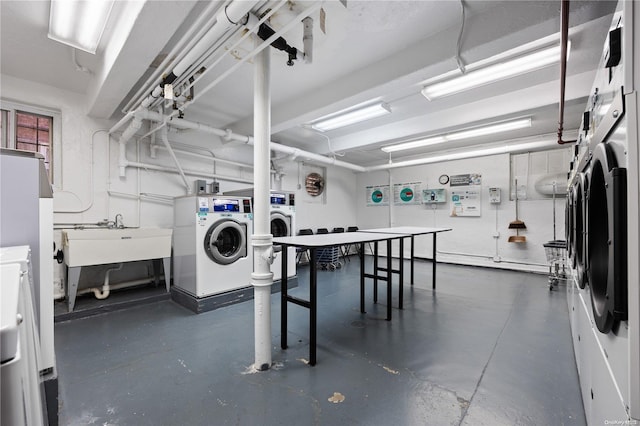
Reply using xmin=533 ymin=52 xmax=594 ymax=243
xmin=63 ymin=228 xmax=172 ymax=267
xmin=61 ymin=228 xmax=173 ymax=312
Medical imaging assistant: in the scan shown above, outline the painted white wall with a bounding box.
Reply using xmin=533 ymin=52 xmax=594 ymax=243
xmin=275 ymin=160 xmax=358 ymax=233
xmin=1 ymin=74 xmax=256 ymax=296
xmin=2 ymin=71 xmax=565 ymax=300
xmin=357 ymin=153 xmax=567 ymax=273
xmin=1 ymin=73 xmax=359 ymax=297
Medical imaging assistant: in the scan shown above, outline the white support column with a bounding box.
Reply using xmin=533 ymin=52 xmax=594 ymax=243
xmin=252 ymin=37 xmax=273 ymax=371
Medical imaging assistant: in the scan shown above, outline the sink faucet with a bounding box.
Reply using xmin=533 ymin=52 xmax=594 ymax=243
xmin=115 ymin=214 xmax=124 ymax=229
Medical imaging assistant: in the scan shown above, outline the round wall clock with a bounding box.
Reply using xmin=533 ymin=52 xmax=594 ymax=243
xmin=439 ymin=174 xmax=450 ymax=185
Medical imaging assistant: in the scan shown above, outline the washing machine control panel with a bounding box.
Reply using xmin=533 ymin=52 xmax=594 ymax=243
xmin=200 ymin=197 xmax=252 ymax=214
xmin=270 ymin=192 xmax=295 ymax=206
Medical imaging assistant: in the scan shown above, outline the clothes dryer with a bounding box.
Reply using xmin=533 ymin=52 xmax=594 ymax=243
xmin=173 ymin=195 xmax=253 ymax=297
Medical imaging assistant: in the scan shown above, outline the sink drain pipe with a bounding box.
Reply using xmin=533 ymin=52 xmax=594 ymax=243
xmin=94 ymin=263 xmax=123 ymax=300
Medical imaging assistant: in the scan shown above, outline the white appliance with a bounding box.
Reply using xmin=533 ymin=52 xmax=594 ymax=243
xmin=173 ymin=195 xmax=254 ymax=297
xmin=223 ymin=188 xmax=297 ymax=281
xmin=269 ymin=191 xmax=297 ymax=281
xmin=566 ymin=2 xmax=639 ymax=423
xmin=1 ymin=247 xmax=46 ymax=426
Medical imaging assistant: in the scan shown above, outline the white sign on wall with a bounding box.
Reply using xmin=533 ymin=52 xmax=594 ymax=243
xmin=450 ymin=188 xmax=482 ymax=216
xmin=393 ymin=182 xmax=422 ymax=205
xmin=366 ymin=185 xmax=390 ymax=206
xmin=450 ymin=173 xmax=482 ymax=217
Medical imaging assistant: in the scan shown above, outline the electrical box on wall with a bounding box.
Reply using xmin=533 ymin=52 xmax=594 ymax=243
xmin=489 ymin=187 xmax=501 ymax=204
xmin=422 ymin=188 xmax=447 ymax=204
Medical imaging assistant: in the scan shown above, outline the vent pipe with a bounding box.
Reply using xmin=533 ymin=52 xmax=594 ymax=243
xmin=557 ymin=0 xmax=576 ymax=145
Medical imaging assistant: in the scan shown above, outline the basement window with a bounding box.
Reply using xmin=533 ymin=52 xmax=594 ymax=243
xmin=1 ymin=101 xmax=61 ymax=186
xmin=16 ymin=111 xmax=53 ymax=176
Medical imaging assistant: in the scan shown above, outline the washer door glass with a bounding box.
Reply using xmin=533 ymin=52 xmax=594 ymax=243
xmin=204 ymin=220 xmax=247 ymax=265
xmin=271 ymin=212 xmax=291 ymax=237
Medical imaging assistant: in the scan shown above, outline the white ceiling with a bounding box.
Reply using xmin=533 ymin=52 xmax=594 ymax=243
xmin=0 ymin=0 xmax=617 ymax=168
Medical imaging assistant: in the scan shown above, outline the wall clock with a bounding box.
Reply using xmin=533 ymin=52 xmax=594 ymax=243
xmin=439 ymin=174 xmax=449 ymax=185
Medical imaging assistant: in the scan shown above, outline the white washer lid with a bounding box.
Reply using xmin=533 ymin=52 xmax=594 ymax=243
xmin=1 ymin=263 xmax=22 ymax=363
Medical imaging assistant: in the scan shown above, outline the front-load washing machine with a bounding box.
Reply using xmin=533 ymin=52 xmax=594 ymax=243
xmin=173 ymin=195 xmax=253 ymax=298
xmin=269 ymin=191 xmax=296 ymax=281
xmin=223 ymin=188 xmax=297 ymax=281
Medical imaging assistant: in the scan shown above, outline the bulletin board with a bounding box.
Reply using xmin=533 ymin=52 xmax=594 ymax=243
xmin=366 ymin=185 xmax=390 ymax=206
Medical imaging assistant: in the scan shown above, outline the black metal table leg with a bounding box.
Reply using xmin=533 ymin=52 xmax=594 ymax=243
xmin=386 ymin=239 xmax=392 ymax=321
xmin=373 ymin=241 xmax=379 ymax=303
xmin=310 ymin=248 xmax=317 ymax=366
xmin=360 ymin=242 xmax=366 ymax=313
xmin=281 ymin=245 xmax=289 ymax=350
xmin=410 ymin=235 xmax=415 ymax=285
xmin=432 ymin=233 xmax=437 ymax=290
xmin=399 ymin=237 xmax=404 ymax=309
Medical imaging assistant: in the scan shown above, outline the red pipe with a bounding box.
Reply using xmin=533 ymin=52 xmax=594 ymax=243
xmin=558 ymin=0 xmax=576 ymax=145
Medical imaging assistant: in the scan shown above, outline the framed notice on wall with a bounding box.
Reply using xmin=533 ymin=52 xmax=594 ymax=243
xmin=449 ymin=173 xmax=481 ymax=217
xmin=366 ymin=185 xmax=390 ymax=206
xmin=450 ymin=188 xmax=481 ymax=216
xmin=393 ymin=182 xmax=421 ymax=205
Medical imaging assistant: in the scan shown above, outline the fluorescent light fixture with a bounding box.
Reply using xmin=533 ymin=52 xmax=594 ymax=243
xmin=309 ymin=103 xmax=391 ymax=132
xmin=381 ymin=118 xmax=532 ymax=153
xmin=422 ymin=42 xmax=569 ymax=100
xmin=48 ymin=0 xmax=115 ymax=54
xmin=369 ymin=138 xmax=559 ymax=172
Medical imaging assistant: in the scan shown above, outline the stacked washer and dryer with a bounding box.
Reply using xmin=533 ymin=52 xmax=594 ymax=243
xmin=172 ymin=195 xmax=254 ymax=312
xmin=566 ymin=2 xmax=640 ymax=423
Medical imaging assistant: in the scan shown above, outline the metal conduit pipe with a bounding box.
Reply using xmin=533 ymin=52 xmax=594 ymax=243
xmin=557 ymin=0 xmax=576 ymax=145
xmin=152 ymin=144 xmax=254 ymax=170
xmin=141 ymin=1 xmax=260 ymax=109
xmin=160 ymin=126 xmax=192 ymax=193
xmin=171 ymin=4 xmax=287 ymax=104
xmin=184 ymin=2 xmax=323 ymax=111
xmin=124 ymin=160 xmax=253 ymax=184
xmin=121 ymin=0 xmax=224 ymax=114
xmin=133 ymin=110 xmax=367 ymax=172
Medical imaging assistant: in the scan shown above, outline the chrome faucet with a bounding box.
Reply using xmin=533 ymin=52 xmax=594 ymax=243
xmin=114 ymin=214 xmax=124 ymax=229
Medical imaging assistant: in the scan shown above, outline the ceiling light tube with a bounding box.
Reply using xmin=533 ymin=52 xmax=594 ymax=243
xmin=310 ymin=103 xmax=391 ymax=132
xmin=381 ymin=117 xmax=531 ymax=153
xmin=422 ymin=43 xmax=569 ymax=100
xmin=371 ymin=138 xmax=559 ymax=171
xmin=48 ymin=0 xmax=115 ymax=54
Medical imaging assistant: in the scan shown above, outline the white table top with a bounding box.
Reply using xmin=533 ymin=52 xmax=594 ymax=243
xmin=273 ymin=232 xmax=404 ymax=248
xmin=358 ymin=226 xmax=452 ymax=235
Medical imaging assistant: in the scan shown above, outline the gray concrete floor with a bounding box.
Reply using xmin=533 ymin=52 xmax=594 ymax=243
xmin=54 ymin=259 xmax=585 ymax=425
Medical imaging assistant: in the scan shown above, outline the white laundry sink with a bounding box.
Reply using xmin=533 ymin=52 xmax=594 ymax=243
xmin=62 ymin=228 xmax=172 ymax=267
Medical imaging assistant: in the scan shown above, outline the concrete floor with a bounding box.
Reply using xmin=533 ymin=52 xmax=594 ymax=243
xmin=54 ymin=259 xmax=585 ymax=425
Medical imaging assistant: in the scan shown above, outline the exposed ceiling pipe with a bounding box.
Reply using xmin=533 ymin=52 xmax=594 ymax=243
xmin=124 ymin=160 xmax=253 ymax=184
xmin=132 ymin=111 xmax=367 ymax=172
xmin=121 ymin=1 xmax=223 ymax=114
xmin=246 ymin=13 xmax=305 ymax=66
xmin=159 ymin=126 xmax=192 ymax=193
xmin=557 ymin=0 xmax=576 ymax=145
xmin=140 ymin=0 xmax=261 ymax=110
